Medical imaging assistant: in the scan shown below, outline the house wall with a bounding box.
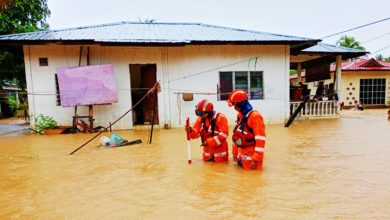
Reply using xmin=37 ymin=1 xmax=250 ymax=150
xmin=23 ymin=44 xmax=290 ymax=129
xmin=340 ymin=71 xmax=390 ymax=107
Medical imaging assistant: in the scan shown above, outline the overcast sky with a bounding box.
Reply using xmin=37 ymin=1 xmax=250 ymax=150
xmin=47 ymin=0 xmax=390 ymax=57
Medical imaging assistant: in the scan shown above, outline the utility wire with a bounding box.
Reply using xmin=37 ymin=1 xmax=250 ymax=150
xmin=372 ymin=45 xmax=390 ymax=54
xmin=291 ymin=17 xmax=390 ymax=50
xmin=361 ymin=32 xmax=390 ymax=44
xmin=321 ymin=17 xmax=390 ymax=39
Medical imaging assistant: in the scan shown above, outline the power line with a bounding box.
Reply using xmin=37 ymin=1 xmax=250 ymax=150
xmin=321 ymin=17 xmax=390 ymax=39
xmin=361 ymin=32 xmax=390 ymax=44
xmin=291 ymin=17 xmax=390 ymax=50
xmin=372 ymin=45 xmax=390 ymax=54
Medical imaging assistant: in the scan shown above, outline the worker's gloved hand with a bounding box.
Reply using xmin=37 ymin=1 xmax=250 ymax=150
xmin=200 ymin=141 xmax=208 ymax=147
xmin=185 ymin=126 xmax=192 ymax=133
xmin=251 ymin=160 xmax=258 ymax=169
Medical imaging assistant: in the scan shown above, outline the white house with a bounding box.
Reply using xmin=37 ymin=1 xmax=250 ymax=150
xmin=0 ymin=22 xmax=365 ymax=129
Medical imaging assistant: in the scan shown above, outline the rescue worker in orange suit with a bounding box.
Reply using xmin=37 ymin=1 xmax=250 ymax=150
xmin=227 ymin=89 xmax=266 ymax=170
xmin=185 ymin=99 xmax=229 ymax=162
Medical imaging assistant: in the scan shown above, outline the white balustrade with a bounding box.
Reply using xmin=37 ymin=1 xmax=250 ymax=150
xmin=290 ymin=100 xmax=339 ymax=118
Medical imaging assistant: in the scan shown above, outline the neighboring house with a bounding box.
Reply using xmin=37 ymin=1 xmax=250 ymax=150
xmin=291 ymin=58 xmax=390 ymax=108
xmin=331 ymin=58 xmax=390 ymax=107
xmin=0 ymin=22 xmax=365 ymax=128
xmin=0 ymin=80 xmax=22 ymax=118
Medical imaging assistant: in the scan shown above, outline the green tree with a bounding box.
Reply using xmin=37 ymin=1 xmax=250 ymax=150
xmin=376 ymin=54 xmax=383 ymax=61
xmin=336 ymin=35 xmax=365 ymax=50
xmin=0 ymin=0 xmax=50 ymax=88
xmin=376 ymin=54 xmax=390 ymax=61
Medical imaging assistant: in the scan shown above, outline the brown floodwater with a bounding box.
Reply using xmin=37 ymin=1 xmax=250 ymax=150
xmin=1 ymin=109 xmax=390 ymax=219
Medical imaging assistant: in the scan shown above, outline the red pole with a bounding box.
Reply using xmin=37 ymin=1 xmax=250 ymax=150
xmin=186 ymin=117 xmax=191 ymax=164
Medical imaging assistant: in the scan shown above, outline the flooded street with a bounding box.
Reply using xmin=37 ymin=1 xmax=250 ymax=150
xmin=1 ymin=109 xmax=390 ymax=219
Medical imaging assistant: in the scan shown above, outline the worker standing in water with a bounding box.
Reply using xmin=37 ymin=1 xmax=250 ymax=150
xmin=227 ymin=89 xmax=266 ymax=170
xmin=185 ymin=99 xmax=229 ymax=162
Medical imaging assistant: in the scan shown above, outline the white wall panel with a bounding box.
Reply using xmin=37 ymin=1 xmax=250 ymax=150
xmin=24 ymin=44 xmax=290 ymax=129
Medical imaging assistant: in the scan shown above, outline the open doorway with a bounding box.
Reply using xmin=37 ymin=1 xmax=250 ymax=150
xmin=130 ymin=64 xmax=159 ymax=125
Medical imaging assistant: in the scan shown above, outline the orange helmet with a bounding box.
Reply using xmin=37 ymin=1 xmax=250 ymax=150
xmin=227 ymin=89 xmax=248 ymax=107
xmin=195 ymin=99 xmax=214 ymax=116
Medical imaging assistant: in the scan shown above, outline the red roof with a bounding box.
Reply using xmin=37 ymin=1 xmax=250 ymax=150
xmin=291 ymin=58 xmax=390 ymax=79
xmin=330 ymin=58 xmax=390 ymax=71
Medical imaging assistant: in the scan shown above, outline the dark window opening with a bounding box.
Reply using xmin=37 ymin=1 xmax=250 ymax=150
xmin=359 ymin=78 xmax=386 ymax=105
xmin=39 ymin=58 xmax=48 ymax=66
xmin=218 ymin=71 xmax=264 ymax=100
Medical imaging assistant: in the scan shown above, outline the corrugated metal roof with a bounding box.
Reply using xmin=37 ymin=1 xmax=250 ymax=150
xmin=302 ymin=43 xmax=367 ymax=54
xmin=0 ymin=21 xmax=316 ymax=45
xmin=330 ymin=58 xmax=390 ymax=71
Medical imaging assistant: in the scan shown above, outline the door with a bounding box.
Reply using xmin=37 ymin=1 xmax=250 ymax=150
xmin=130 ymin=64 xmax=159 ymax=125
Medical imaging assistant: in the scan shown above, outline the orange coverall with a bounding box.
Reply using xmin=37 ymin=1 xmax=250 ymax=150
xmin=188 ymin=113 xmax=229 ymax=162
xmin=232 ymin=110 xmax=265 ymax=169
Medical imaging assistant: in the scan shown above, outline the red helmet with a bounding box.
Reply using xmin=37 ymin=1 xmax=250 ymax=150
xmin=195 ymin=99 xmax=214 ymax=116
xmin=227 ymin=89 xmax=248 ymax=107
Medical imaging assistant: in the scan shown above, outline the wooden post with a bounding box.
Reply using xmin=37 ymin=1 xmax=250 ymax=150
xmin=89 ymin=105 xmax=93 ymax=130
xmin=87 ymin=47 xmax=93 ymax=130
xmin=335 ymin=55 xmax=342 ymax=112
xmin=73 ymin=46 xmax=83 ymax=132
xmin=149 ymin=92 xmax=157 ymax=144
xmin=72 ymin=106 xmax=78 ymax=133
xmin=87 ymin=47 xmax=90 ymax=65
xmin=297 ymin=63 xmax=302 ymax=83
xmin=78 ymin=46 xmax=83 ymax=66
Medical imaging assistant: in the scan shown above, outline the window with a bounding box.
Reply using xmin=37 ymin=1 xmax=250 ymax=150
xmin=39 ymin=57 xmax=48 ymax=66
xmin=55 ymin=74 xmax=61 ymax=106
xmin=359 ymin=78 xmax=386 ymax=105
xmin=218 ymin=71 xmax=263 ymax=100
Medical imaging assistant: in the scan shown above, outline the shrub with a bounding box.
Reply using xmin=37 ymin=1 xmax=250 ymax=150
xmin=7 ymin=94 xmax=29 ymax=115
xmin=33 ymin=114 xmax=57 ymax=132
xmin=7 ymin=94 xmax=17 ymax=113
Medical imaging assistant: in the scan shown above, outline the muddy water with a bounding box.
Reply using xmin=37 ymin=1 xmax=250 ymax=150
xmin=1 ymin=109 xmax=390 ymax=219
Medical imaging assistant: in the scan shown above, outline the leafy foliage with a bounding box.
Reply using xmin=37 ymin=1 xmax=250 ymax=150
xmin=289 ymin=69 xmax=297 ymax=75
xmin=6 ymin=93 xmax=29 ymax=114
xmin=375 ymin=54 xmax=390 ymax=61
xmin=0 ymin=0 xmax=51 ymax=88
xmin=32 ymin=114 xmax=57 ymax=132
xmin=6 ymin=94 xmax=17 ymax=112
xmin=376 ymin=54 xmax=383 ymax=60
xmin=0 ymin=49 xmax=25 ymax=88
xmin=0 ymin=0 xmax=50 ymax=34
xmin=336 ymin=36 xmax=365 ymax=50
